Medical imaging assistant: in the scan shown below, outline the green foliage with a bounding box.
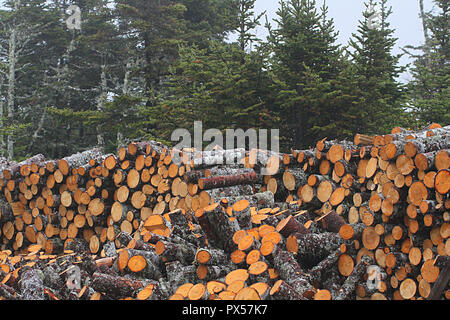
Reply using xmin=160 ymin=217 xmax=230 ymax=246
xmin=144 ymin=40 xmax=276 ymax=144
xmin=348 ymin=0 xmax=409 ymax=135
xmin=0 ymin=0 xmax=447 ymax=160
xmin=407 ymin=0 xmax=449 ymax=127
xmin=266 ymin=0 xmax=348 ymax=149
xmin=141 ymin=0 xmax=276 ymax=149
xmin=180 ymin=0 xmax=237 ymax=45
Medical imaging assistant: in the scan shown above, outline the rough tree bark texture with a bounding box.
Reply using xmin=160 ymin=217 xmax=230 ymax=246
xmin=0 ymin=124 xmax=448 ymax=301
xmin=335 ymin=255 xmax=372 ymax=300
xmin=6 ymin=0 xmax=18 ymax=161
xmin=20 ymin=268 xmax=44 ymax=300
xmin=91 ymin=272 xmax=145 ymax=298
xmin=96 ymin=62 xmax=107 ymax=149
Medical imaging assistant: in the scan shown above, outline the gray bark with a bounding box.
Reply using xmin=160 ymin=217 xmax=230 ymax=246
xmin=96 ymin=62 xmax=107 ymax=148
xmin=116 ymin=58 xmax=132 ymax=149
xmin=0 ymin=76 xmax=4 ymax=155
xmin=419 ymin=0 xmax=431 ymax=56
xmin=6 ymin=2 xmax=18 ymax=160
xmin=20 ymin=268 xmax=44 ymax=300
xmin=2 ymin=0 xmax=41 ymax=160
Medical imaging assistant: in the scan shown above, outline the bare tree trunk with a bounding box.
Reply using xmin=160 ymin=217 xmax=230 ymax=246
xmin=419 ymin=0 xmax=430 ymax=48
xmin=28 ymin=106 xmax=46 ymax=152
xmin=27 ymin=32 xmax=77 ymax=155
xmin=58 ymin=36 xmax=77 ymax=83
xmin=117 ymin=58 xmax=132 ymax=149
xmin=123 ymin=59 xmax=131 ymax=96
xmin=0 ymin=76 xmax=4 ymax=156
xmin=116 ymin=127 xmax=124 ymax=149
xmin=6 ymin=4 xmax=18 ymax=161
xmin=97 ymin=62 xmax=107 ymax=148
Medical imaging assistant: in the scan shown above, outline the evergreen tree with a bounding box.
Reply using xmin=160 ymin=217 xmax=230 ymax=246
xmin=116 ymin=0 xmax=187 ymax=107
xmin=408 ymin=0 xmax=449 ymax=127
xmin=145 ymin=0 xmax=274 ymax=146
xmin=44 ymin=0 xmax=123 ymax=157
xmin=266 ymin=0 xmax=345 ymax=149
xmin=180 ymin=0 xmax=237 ymax=46
xmin=232 ymin=0 xmax=265 ymax=52
xmin=0 ymin=0 xmax=58 ymax=160
xmin=348 ymin=0 xmax=408 ymax=135
xmin=299 ymin=1 xmax=361 ymax=143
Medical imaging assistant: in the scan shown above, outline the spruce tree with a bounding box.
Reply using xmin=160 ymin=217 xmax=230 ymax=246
xmin=116 ymin=0 xmax=187 ymax=107
xmin=0 ymin=0 xmax=58 ymax=160
xmin=145 ymin=0 xmax=274 ymax=146
xmin=266 ymin=0 xmax=345 ymax=149
xmin=232 ymin=0 xmax=265 ymax=52
xmin=43 ymin=0 xmax=123 ymax=157
xmin=180 ymin=0 xmax=237 ymax=46
xmin=408 ymin=0 xmax=449 ymax=127
xmin=348 ymin=0 xmax=408 ymax=135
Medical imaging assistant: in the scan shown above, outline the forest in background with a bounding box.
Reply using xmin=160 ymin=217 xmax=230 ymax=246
xmin=0 ymin=0 xmax=448 ymax=161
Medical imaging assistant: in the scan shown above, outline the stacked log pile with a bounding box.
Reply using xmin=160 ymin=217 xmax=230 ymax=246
xmin=0 ymin=123 xmax=448 ymax=300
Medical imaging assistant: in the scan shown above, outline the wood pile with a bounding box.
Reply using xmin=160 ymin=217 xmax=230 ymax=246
xmin=0 ymin=123 xmax=448 ymax=300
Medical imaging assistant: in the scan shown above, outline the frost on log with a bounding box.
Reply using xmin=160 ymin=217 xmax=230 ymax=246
xmin=0 ymin=124 xmax=449 ymax=300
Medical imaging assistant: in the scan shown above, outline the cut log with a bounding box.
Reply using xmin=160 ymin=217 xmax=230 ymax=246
xmin=427 ymin=257 xmax=450 ymax=300
xmin=91 ymin=272 xmax=144 ymax=298
xmin=191 ymin=149 xmax=246 ymax=169
xmin=195 ymin=248 xmax=228 ymax=266
xmin=198 ymin=171 xmax=259 ymax=190
xmin=20 ymin=268 xmax=44 ymax=300
xmin=434 ymin=169 xmax=449 ymax=195
xmin=184 ymin=166 xmax=254 ymax=184
xmin=269 ymin=279 xmax=306 ymax=300
xmin=335 ymin=255 xmax=372 ymax=300
xmin=218 ymin=191 xmax=275 ymax=208
xmin=288 ymin=232 xmax=345 ymax=269
xmin=155 ymin=240 xmax=196 ymax=265
xmin=123 ymin=248 xmax=164 ymax=280
xmin=354 ymin=134 xmax=373 ymax=146
xmin=276 ymin=215 xmax=310 ymax=238
xmin=316 ymin=180 xmax=336 ymax=203
xmin=59 ymin=149 xmax=103 ymax=176
xmin=320 ymin=210 xmax=347 ymax=233
xmin=232 ymin=199 xmax=252 ymax=230
xmin=271 ymin=245 xmax=315 ymax=299
xmin=0 ymin=282 xmax=19 ymax=300
xmin=3 ymin=154 xmax=46 ymax=180
xmin=294 ymin=149 xmax=316 ymax=164
xmin=197 ymin=204 xmax=238 ymax=253
xmin=282 ymin=169 xmax=308 ymax=192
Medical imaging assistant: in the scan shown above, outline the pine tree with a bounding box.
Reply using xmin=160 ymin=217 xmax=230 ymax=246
xmin=116 ymin=0 xmax=187 ymax=107
xmin=408 ymin=0 xmax=449 ymax=127
xmin=266 ymin=0 xmax=346 ymax=149
xmin=348 ymin=0 xmax=408 ymax=135
xmin=0 ymin=0 xmax=57 ymax=160
xmin=232 ymin=0 xmax=265 ymax=52
xmin=180 ymin=0 xmax=237 ymax=46
xmin=144 ymin=0 xmax=274 ymax=146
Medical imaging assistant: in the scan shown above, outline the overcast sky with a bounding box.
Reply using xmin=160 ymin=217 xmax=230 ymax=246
xmin=237 ymin=0 xmax=436 ymax=83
